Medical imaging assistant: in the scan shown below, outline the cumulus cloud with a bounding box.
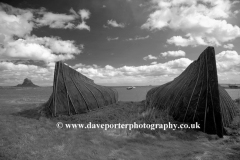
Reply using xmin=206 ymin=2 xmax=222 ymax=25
xmin=143 ymin=50 xmax=185 ymax=61
xmin=107 ymin=37 xmax=119 ymax=41
xmin=78 ymin=9 xmax=90 ymax=20
xmin=0 ymin=61 xmax=38 ymax=71
xmin=74 ymin=58 xmax=192 ymax=85
xmin=0 ymin=61 xmax=54 ymax=86
xmin=167 ymin=35 xmax=207 ymax=47
xmin=142 ymin=0 xmax=240 ymax=47
xmin=73 ymin=50 xmax=239 ymax=85
xmin=26 ymin=36 xmax=82 ymax=54
xmin=36 ymin=8 xmax=91 ymax=31
xmin=143 ymin=55 xmax=158 ymax=60
xmin=0 ymin=3 xmax=34 ymax=41
xmin=223 ymin=43 xmax=234 ymax=49
xmin=0 ymin=3 xmax=84 ymax=63
xmin=35 ymin=12 xmax=76 ymax=29
xmin=0 ymin=35 xmax=83 ymax=62
xmin=0 ymin=36 xmax=82 ymax=62
xmin=0 ymin=3 xmax=84 ymax=86
xmin=76 ymin=21 xmax=90 ymax=31
xmin=216 ymin=50 xmax=240 ymax=72
xmin=160 ymin=50 xmax=186 ymax=57
xmin=107 ymin=20 xmax=125 ymax=28
xmin=126 ymin=35 xmax=149 ymax=41
xmin=75 ymin=9 xmax=91 ymax=31
xmin=216 ymin=50 xmax=240 ymax=83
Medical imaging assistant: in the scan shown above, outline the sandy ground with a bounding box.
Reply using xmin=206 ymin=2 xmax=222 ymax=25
xmin=0 ymin=100 xmax=240 ymax=160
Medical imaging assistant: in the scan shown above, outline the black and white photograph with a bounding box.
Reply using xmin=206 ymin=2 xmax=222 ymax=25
xmin=0 ymin=0 xmax=240 ymax=159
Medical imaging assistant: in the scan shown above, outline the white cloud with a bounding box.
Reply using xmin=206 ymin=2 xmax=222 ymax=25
xmin=76 ymin=21 xmax=90 ymax=31
xmin=79 ymin=9 xmax=90 ymax=20
xmin=35 ymin=8 xmax=91 ymax=31
xmin=160 ymin=50 xmax=186 ymax=57
xmin=107 ymin=37 xmax=119 ymax=41
xmin=1 ymin=47 xmax=239 ymax=86
xmin=74 ymin=58 xmax=193 ymax=85
xmin=142 ymin=0 xmax=240 ymax=47
xmin=73 ymin=51 xmax=239 ymax=85
xmin=167 ymin=35 xmax=208 ymax=47
xmin=216 ymin=50 xmax=240 ymax=83
xmin=76 ymin=9 xmax=91 ymax=31
xmin=0 ymin=3 xmax=34 ymax=41
xmin=0 ymin=37 xmax=82 ymax=62
xmin=35 ymin=12 xmax=76 ymax=29
xmin=25 ymin=36 xmax=82 ymax=54
xmin=0 ymin=61 xmax=54 ymax=86
xmin=216 ymin=50 xmax=240 ymax=72
xmin=143 ymin=55 xmax=158 ymax=60
xmin=126 ymin=35 xmax=149 ymax=41
xmin=0 ymin=3 xmax=84 ymax=63
xmin=107 ymin=20 xmax=125 ymax=28
xmin=223 ymin=43 xmax=234 ymax=49
xmin=151 ymin=61 xmax=157 ymax=65
xmin=143 ymin=50 xmax=186 ymax=61
xmin=0 ymin=61 xmax=38 ymax=71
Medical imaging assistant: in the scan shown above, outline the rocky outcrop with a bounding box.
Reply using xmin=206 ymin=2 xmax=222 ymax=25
xmin=16 ymin=78 xmax=39 ymax=87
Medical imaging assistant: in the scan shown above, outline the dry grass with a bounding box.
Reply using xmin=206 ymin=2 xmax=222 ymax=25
xmin=0 ymin=99 xmax=240 ymax=160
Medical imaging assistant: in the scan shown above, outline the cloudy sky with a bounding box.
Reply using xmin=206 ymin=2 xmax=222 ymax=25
xmin=0 ymin=0 xmax=239 ymax=86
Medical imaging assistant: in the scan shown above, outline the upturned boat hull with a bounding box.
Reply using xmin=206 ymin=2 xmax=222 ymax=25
xmin=145 ymin=47 xmax=237 ymax=137
xmin=43 ymin=61 xmax=118 ymax=116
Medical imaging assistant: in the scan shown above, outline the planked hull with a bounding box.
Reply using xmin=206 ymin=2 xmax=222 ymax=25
xmin=43 ymin=61 xmax=118 ymax=116
xmin=145 ymin=47 xmax=237 ymax=137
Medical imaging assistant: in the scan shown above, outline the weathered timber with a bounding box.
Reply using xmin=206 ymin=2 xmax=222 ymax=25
xmin=43 ymin=61 xmax=118 ymax=116
xmin=145 ymin=47 xmax=238 ymax=137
